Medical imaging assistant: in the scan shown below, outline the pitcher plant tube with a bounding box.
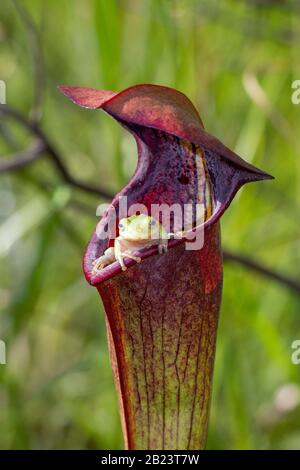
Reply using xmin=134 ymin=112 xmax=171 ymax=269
xmin=59 ymin=84 xmax=273 ymax=450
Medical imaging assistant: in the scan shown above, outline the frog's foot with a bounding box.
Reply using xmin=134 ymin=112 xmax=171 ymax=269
xmin=91 ymin=247 xmax=115 ymax=275
xmin=91 ymin=256 xmax=108 ymax=275
xmin=124 ymin=251 xmax=142 ymax=263
xmin=158 ymin=240 xmax=168 ymax=254
xmin=117 ymin=251 xmax=141 ymax=271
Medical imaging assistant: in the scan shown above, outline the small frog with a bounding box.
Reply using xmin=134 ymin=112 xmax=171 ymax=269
xmin=92 ymin=214 xmax=171 ymax=274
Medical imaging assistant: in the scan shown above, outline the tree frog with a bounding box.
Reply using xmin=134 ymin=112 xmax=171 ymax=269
xmin=91 ymin=214 xmax=170 ymax=274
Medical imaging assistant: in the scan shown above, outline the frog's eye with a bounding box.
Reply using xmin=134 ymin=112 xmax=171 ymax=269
xmin=118 ymin=223 xmax=124 ymax=229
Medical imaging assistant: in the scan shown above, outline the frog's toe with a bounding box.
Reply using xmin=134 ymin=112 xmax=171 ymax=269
xmin=158 ymin=243 xmax=168 ymax=254
xmin=91 ymin=264 xmax=101 ymax=275
xmin=91 ymin=256 xmax=108 ymax=274
xmin=123 ymin=252 xmax=141 ymax=263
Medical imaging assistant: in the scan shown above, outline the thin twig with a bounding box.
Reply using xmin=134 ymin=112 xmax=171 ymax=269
xmin=0 ymin=104 xmax=113 ymax=199
xmin=223 ymin=249 xmax=300 ymax=295
xmin=0 ymin=140 xmax=46 ymax=174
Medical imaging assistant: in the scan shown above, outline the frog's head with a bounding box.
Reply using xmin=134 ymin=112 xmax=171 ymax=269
xmin=118 ymin=214 xmax=164 ymax=241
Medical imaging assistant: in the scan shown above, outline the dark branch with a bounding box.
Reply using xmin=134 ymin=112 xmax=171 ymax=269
xmin=223 ymin=249 xmax=300 ymax=295
xmin=0 ymin=104 xmax=113 ymax=199
xmin=0 ymin=140 xmax=46 ymax=174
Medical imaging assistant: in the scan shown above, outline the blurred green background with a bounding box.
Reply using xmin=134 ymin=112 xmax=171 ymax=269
xmin=0 ymin=0 xmax=300 ymax=450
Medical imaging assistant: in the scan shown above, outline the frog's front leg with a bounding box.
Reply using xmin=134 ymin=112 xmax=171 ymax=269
xmin=91 ymin=247 xmax=115 ymax=275
xmin=114 ymin=238 xmax=141 ymax=271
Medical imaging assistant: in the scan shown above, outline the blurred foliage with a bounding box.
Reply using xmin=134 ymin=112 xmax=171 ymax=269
xmin=0 ymin=0 xmax=300 ymax=450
